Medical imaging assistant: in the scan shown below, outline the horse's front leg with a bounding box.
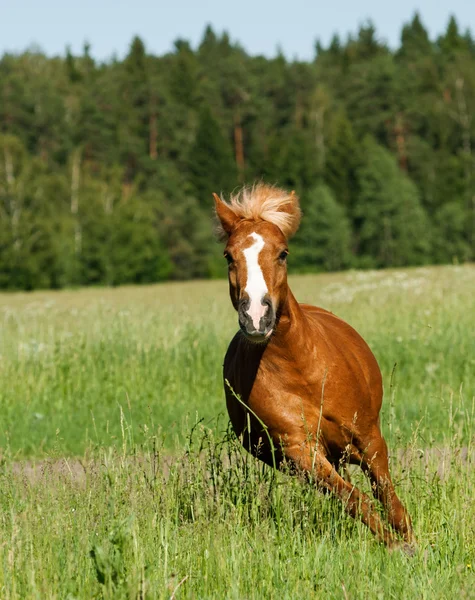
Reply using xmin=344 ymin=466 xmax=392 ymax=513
xmin=284 ymin=443 xmax=408 ymax=552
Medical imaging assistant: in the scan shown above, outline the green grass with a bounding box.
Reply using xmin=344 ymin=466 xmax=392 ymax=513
xmin=0 ymin=265 xmax=473 ymax=456
xmin=1 ymin=426 xmax=474 ymax=598
xmin=0 ymin=265 xmax=474 ymax=598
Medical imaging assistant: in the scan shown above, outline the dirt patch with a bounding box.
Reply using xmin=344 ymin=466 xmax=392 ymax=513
xmin=8 ymin=447 xmax=474 ymax=487
xmin=8 ymin=453 xmax=177 ymax=487
xmin=395 ymin=446 xmax=474 ymax=479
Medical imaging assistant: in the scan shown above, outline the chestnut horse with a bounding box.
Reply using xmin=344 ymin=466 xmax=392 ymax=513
xmin=214 ymin=184 xmax=415 ymax=552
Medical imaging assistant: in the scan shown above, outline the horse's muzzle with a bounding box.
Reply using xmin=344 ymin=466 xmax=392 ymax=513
xmin=238 ymin=295 xmax=274 ymax=342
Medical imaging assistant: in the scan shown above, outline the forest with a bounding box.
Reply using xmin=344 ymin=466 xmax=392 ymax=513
xmin=0 ymin=14 xmax=474 ymax=290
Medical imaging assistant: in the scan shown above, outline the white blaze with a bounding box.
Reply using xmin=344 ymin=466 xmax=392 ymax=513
xmin=243 ymin=233 xmax=268 ymax=330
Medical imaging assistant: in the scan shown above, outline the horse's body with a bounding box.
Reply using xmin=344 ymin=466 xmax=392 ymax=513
xmin=214 ymin=184 xmax=415 ymax=552
xmin=224 ymin=292 xmax=383 ymax=469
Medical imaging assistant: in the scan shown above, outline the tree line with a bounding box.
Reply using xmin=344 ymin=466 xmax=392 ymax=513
xmin=0 ymin=14 xmax=474 ymax=290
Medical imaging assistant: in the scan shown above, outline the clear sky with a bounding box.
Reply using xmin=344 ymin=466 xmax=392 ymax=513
xmin=2 ymin=0 xmax=474 ymax=61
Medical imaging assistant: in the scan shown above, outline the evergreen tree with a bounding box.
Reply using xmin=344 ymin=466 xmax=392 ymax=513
xmin=433 ymin=201 xmax=472 ymax=263
xmin=398 ymin=13 xmax=433 ymax=60
xmin=120 ymin=36 xmax=150 ymax=180
xmin=354 ymin=138 xmax=431 ymax=267
xmin=438 ymin=16 xmax=467 ymax=57
xmin=198 ymin=25 xmax=219 ymax=66
xmin=107 ymin=197 xmax=172 ymax=285
xmin=324 ymin=110 xmax=360 ymax=213
xmin=328 ymin=34 xmax=342 ymax=57
xmin=293 ymin=184 xmax=352 ymax=272
xmin=65 ymin=46 xmax=81 ymax=82
xmin=341 ymin=53 xmax=399 ymax=144
xmin=264 ymin=126 xmax=318 ymax=191
xmin=169 ymin=40 xmax=198 ymax=108
xmin=355 ymin=22 xmax=386 ymax=60
xmin=188 ymin=105 xmax=237 ymax=204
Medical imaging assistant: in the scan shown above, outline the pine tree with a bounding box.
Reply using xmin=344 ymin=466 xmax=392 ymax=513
xmin=324 ymin=110 xmax=360 ymax=213
xmin=433 ymin=201 xmax=472 ymax=263
xmin=354 ymin=138 xmax=431 ymax=267
xmin=438 ymin=16 xmax=467 ymax=57
xmin=169 ymin=40 xmax=198 ymax=108
xmin=65 ymin=46 xmax=81 ymax=82
xmin=120 ymin=36 xmax=150 ymax=180
xmin=198 ymin=25 xmax=219 ymax=64
xmin=107 ymin=197 xmax=172 ymax=285
xmin=293 ymin=184 xmax=352 ymax=272
xmin=355 ymin=22 xmax=386 ymax=60
xmin=398 ymin=13 xmax=433 ymax=60
xmin=341 ymin=53 xmax=399 ymax=144
xmin=188 ymin=105 xmax=237 ymax=204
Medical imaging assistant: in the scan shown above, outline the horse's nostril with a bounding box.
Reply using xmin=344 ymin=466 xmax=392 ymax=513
xmin=238 ymin=298 xmax=250 ymax=314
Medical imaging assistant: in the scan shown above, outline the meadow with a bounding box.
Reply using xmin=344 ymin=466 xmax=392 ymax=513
xmin=0 ymin=265 xmax=474 ymax=598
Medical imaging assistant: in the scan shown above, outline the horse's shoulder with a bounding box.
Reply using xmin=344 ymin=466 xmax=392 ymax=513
xmin=300 ymin=304 xmax=367 ymax=344
xmin=300 ymin=303 xmax=348 ymax=330
xmin=301 ymin=303 xmax=382 ymax=387
xmin=300 ymin=304 xmax=336 ymax=318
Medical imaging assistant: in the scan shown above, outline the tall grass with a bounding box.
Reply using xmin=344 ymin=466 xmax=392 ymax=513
xmin=0 ymin=420 xmax=474 ymax=598
xmin=0 ymin=265 xmax=474 ymax=597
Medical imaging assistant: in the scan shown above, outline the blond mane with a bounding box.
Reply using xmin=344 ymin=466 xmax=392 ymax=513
xmin=216 ymin=183 xmax=301 ymax=240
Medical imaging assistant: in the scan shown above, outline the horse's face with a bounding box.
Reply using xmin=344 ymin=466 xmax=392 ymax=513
xmin=224 ymin=220 xmax=289 ymax=343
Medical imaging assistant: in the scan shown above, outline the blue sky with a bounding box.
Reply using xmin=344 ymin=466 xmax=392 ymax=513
xmin=2 ymin=0 xmax=474 ymax=61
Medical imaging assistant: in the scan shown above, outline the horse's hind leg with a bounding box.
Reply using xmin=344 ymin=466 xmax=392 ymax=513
xmin=360 ymin=430 xmax=415 ymax=546
xmin=285 ymin=444 xmax=401 ymax=549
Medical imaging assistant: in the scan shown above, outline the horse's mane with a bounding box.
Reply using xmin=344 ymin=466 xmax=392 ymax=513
xmin=217 ymin=183 xmax=301 ymax=240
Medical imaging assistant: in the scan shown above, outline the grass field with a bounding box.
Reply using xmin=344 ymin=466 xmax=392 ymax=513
xmin=0 ymin=265 xmax=474 ymax=598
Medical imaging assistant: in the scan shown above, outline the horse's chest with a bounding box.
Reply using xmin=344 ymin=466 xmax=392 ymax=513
xmin=225 ymin=389 xmax=289 ymax=467
xmin=225 ymin=357 xmax=320 ymax=456
xmin=224 ymin=340 xmax=372 ymax=457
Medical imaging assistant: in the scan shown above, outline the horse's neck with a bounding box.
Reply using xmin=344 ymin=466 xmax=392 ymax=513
xmin=273 ymin=286 xmax=307 ymax=348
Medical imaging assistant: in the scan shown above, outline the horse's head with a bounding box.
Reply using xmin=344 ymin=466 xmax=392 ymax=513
xmin=214 ymin=184 xmax=301 ymax=343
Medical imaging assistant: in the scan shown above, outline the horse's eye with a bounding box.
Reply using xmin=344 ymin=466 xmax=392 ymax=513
xmin=224 ymin=252 xmax=234 ymax=265
xmin=279 ymin=250 xmax=289 ymax=261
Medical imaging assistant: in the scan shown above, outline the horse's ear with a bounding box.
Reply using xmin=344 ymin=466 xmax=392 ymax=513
xmin=213 ymin=193 xmax=240 ymax=239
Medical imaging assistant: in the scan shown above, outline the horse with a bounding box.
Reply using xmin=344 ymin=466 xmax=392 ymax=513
xmin=213 ymin=183 xmax=415 ymax=553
